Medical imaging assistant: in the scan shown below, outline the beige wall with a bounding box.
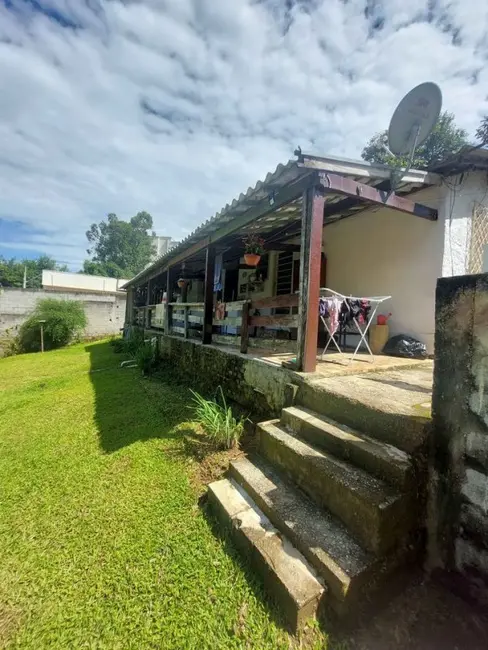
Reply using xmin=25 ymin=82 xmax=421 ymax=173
xmin=322 ymin=172 xmax=488 ymax=352
xmin=323 ymin=185 xmax=443 ymax=352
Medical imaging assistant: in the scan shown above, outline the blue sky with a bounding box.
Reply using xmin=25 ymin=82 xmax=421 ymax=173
xmin=0 ymin=0 xmax=487 ymax=269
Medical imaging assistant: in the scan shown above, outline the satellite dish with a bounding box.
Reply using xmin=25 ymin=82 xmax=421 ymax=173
xmin=387 ymin=82 xmax=442 ymax=190
xmin=388 ymin=82 xmax=442 ymax=156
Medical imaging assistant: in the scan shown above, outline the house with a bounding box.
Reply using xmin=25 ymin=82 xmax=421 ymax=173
xmin=122 ymin=145 xmax=488 ymax=367
xmin=122 ymin=146 xmax=488 ymax=627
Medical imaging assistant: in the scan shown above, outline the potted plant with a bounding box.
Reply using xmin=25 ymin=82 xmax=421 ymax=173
xmin=243 ymin=234 xmax=265 ymax=267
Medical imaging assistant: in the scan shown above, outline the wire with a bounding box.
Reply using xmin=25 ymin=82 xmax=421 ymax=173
xmin=441 ymin=172 xmax=465 ymax=276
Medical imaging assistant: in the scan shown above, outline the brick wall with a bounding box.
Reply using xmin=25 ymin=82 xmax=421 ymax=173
xmin=0 ymin=289 xmax=126 ymax=347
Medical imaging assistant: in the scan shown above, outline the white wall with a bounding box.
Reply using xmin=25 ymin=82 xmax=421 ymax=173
xmin=323 ymin=171 xmax=488 ymax=353
xmin=441 ymin=170 xmax=487 ymax=277
xmin=0 ymin=289 xmax=126 ymax=345
xmin=323 ymin=185 xmax=443 ymax=352
xmin=42 ymin=271 xmax=129 ymax=293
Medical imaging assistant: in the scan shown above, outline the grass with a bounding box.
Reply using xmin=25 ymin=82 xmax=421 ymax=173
xmin=190 ymin=387 xmax=245 ymax=450
xmin=0 ymin=341 xmax=330 ymax=649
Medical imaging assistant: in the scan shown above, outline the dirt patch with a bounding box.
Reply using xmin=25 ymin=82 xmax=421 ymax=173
xmin=163 ymin=423 xmax=261 ymax=493
xmin=339 ymin=573 xmax=488 ymax=650
xmin=0 ymin=601 xmax=22 ymax=647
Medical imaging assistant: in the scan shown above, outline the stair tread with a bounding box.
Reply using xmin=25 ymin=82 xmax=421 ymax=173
xmin=282 ymin=405 xmax=411 ymax=473
xmin=260 ymin=420 xmax=403 ymax=508
xmin=230 ymin=456 xmax=375 ymax=590
xmin=208 ymin=478 xmax=324 ymax=628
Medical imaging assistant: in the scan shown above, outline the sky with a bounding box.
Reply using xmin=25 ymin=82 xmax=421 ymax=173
xmin=0 ymin=0 xmax=487 ymax=269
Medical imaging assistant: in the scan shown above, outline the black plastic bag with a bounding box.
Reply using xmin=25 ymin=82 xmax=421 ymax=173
xmin=383 ymin=334 xmax=428 ymax=359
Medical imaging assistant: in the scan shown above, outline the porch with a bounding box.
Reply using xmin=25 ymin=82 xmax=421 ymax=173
xmin=124 ymin=153 xmax=439 ymax=372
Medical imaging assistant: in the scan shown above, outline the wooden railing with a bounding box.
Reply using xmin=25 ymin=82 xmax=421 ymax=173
xmin=135 ymin=294 xmax=299 ymax=354
xmin=212 ymin=300 xmax=247 ymax=349
xmin=243 ymin=293 xmax=298 ymax=353
xmin=168 ymin=302 xmax=204 ymax=339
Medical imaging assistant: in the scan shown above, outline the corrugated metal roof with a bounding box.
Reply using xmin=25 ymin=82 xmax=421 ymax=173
xmin=123 ymin=154 xmax=438 ymax=288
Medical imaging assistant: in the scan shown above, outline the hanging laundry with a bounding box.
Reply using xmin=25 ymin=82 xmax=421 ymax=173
xmin=340 ymin=299 xmax=371 ymax=327
xmin=319 ymin=297 xmax=342 ymax=335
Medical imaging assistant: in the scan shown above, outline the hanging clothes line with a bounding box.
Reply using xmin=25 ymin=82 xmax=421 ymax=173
xmin=319 ymin=287 xmax=391 ymax=363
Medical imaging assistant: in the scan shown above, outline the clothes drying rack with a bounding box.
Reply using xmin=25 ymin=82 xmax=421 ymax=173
xmin=319 ymin=288 xmax=391 ymax=363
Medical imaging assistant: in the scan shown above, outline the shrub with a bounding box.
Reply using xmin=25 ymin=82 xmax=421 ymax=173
xmin=135 ymin=341 xmax=158 ymax=374
xmin=18 ymin=299 xmax=87 ymax=353
xmin=190 ymin=387 xmax=244 ymax=449
xmin=111 ymin=329 xmax=149 ymax=357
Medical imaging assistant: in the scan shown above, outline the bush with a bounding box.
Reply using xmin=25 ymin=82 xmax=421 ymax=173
xmin=18 ymin=299 xmax=87 ymax=353
xmin=135 ymin=341 xmax=158 ymax=374
xmin=190 ymin=387 xmax=244 ymax=450
xmin=111 ymin=329 xmax=145 ymax=356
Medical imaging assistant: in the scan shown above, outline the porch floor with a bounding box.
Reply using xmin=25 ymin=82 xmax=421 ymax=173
xmin=213 ymin=344 xmax=434 ymax=420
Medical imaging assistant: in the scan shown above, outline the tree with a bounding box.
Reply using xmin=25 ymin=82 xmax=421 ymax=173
xmin=83 ymin=212 xmax=154 ymax=278
xmin=361 ymin=111 xmax=469 ymax=169
xmin=0 ymin=255 xmax=68 ymax=289
xmin=476 ymin=116 xmax=488 ymax=145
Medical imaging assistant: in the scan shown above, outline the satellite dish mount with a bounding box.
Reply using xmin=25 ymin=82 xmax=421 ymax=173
xmin=386 ymin=82 xmax=442 ymax=190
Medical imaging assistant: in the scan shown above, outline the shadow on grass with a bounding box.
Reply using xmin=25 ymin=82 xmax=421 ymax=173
xmin=85 ymin=340 xmax=200 ymax=454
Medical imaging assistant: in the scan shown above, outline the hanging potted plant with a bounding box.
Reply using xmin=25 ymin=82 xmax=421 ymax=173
xmin=243 ymin=233 xmax=265 ymax=267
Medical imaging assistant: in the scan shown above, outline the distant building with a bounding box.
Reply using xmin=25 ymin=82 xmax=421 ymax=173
xmin=151 ymin=236 xmax=178 ymax=261
xmin=42 ymin=270 xmax=129 ymax=294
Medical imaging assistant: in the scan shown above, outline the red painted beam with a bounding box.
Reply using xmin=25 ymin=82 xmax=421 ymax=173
xmin=318 ymin=172 xmax=438 ymax=220
xmin=297 ymin=185 xmax=325 ymax=373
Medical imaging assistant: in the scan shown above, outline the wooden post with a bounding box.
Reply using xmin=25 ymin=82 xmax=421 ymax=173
xmin=181 ymin=282 xmax=189 ymax=304
xmin=125 ymin=287 xmax=133 ymax=326
xmin=203 ymin=246 xmax=216 ymax=344
xmin=167 ymin=304 xmax=173 ymax=336
xmin=164 ymin=268 xmax=171 ymax=334
xmin=184 ymin=305 xmax=189 ymax=339
xmin=240 ymin=301 xmax=250 ymax=354
xmin=297 ymin=185 xmax=325 ymax=372
xmin=145 ymin=279 xmax=151 ymax=329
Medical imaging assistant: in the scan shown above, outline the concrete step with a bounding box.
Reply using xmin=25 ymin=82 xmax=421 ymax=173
xmin=229 ymin=455 xmax=381 ymax=615
xmin=207 ymin=478 xmax=325 ymax=633
xmin=281 ymin=406 xmax=412 ymax=489
xmin=258 ymin=420 xmax=416 ymax=555
xmin=296 ymin=375 xmax=430 ymax=454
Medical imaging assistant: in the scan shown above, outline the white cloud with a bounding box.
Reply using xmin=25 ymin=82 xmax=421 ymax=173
xmin=0 ymin=0 xmax=487 ymax=267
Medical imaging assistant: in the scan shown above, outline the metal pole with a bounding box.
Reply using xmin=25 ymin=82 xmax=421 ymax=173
xmin=40 ymin=323 xmax=44 ymax=353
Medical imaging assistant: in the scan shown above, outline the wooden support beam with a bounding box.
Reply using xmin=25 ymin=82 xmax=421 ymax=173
xmin=297 ymin=185 xmax=325 ymax=373
xmin=145 ymin=279 xmax=151 ymax=328
xmin=240 ymin=301 xmax=250 ymax=354
xmin=164 ymin=268 xmax=170 ymax=334
xmin=251 ymin=294 xmax=299 ymax=309
xmin=249 ymin=315 xmax=298 ymax=328
xmin=318 ymin=172 xmax=438 ymax=220
xmin=203 ymin=246 xmax=216 ymax=344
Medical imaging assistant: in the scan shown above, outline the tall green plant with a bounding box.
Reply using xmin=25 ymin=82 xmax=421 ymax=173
xmin=190 ymin=387 xmax=244 ymax=449
xmin=18 ymin=299 xmax=87 ymax=353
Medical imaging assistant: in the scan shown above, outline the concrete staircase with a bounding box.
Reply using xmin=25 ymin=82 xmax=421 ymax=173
xmin=208 ymin=396 xmax=427 ymax=632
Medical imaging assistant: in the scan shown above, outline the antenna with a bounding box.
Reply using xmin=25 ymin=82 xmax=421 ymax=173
xmin=387 ymin=82 xmax=442 ymax=190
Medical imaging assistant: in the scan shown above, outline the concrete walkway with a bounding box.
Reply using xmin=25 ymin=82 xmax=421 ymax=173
xmin=304 ymin=363 xmax=433 ymax=420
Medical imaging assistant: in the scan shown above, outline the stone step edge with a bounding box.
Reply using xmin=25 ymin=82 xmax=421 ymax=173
xmin=207 ymin=478 xmax=325 ymax=633
xmin=229 ymin=455 xmax=377 ymax=607
xmin=257 ymin=419 xmax=413 ymax=555
xmin=281 ymin=405 xmax=412 ymax=488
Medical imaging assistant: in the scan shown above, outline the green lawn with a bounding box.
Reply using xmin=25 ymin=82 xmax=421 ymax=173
xmin=0 ymin=341 xmax=328 ymax=649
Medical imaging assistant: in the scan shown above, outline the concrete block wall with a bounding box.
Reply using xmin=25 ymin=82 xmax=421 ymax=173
xmin=429 ymin=273 xmax=488 ymax=605
xmin=0 ymin=288 xmax=126 ymax=343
